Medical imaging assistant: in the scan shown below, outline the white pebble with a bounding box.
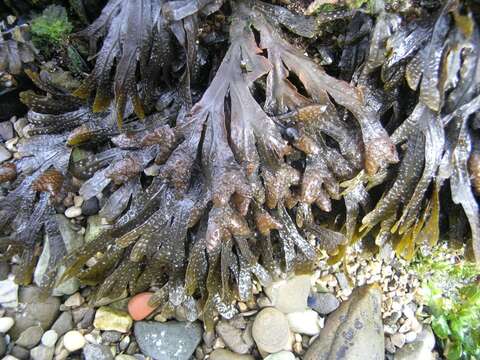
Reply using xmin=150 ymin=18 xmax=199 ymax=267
xmin=63 ymin=330 xmax=86 ymax=352
xmin=0 ymin=317 xmax=14 ymax=333
xmin=286 ymin=310 xmax=321 ymax=336
xmin=41 ymin=329 xmax=58 ymax=347
xmin=65 ymin=207 xmax=82 ymax=218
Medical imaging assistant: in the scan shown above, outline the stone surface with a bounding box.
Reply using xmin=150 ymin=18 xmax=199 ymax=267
xmin=395 ymin=326 xmax=435 ymax=360
xmin=265 ymin=275 xmax=311 ymax=313
xmin=30 ymin=345 xmax=54 ymax=360
xmin=252 ymin=308 xmax=291 ymax=354
xmin=0 ymin=261 xmax=10 ymax=281
xmin=0 ymin=276 xmax=19 ymax=308
xmin=51 ymin=312 xmax=73 ymax=337
xmin=308 ymin=292 xmax=340 ymax=315
xmin=10 ymin=286 xmax=61 ymax=339
xmin=134 ymin=321 xmax=202 ymax=360
xmin=0 ymin=316 xmax=15 ymax=333
xmin=102 ymin=331 xmax=122 ymax=343
xmin=0 ymin=121 xmax=14 ymax=141
xmin=63 ymin=330 xmax=86 ymax=352
xmin=83 ymin=344 xmax=114 ymax=360
xmin=286 ymin=310 xmax=322 ymax=336
xmin=94 ymin=307 xmax=133 ymax=333
xmin=16 ymin=325 xmax=44 ymax=349
xmin=209 ymin=349 xmax=255 ymax=360
xmin=65 ymin=207 xmax=82 ymax=218
xmin=0 ymin=144 xmax=11 ymax=163
xmin=304 ymin=285 xmax=384 ymax=360
xmin=11 ymin=345 xmax=29 ymax=360
xmin=81 ymin=197 xmax=100 ymax=216
xmin=264 ymin=351 xmax=296 ymax=360
xmin=216 ymin=320 xmax=253 ymax=354
xmin=127 ymin=292 xmax=156 ymax=321
xmin=64 ymin=293 xmax=84 ymax=308
xmin=41 ymin=330 xmax=58 ymax=347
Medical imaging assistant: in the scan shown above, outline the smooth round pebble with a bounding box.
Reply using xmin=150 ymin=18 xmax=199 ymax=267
xmin=265 ymin=351 xmax=296 ymax=360
xmin=252 ymin=308 xmax=291 ymax=353
xmin=0 ymin=317 xmax=14 ymax=333
xmin=41 ymin=330 xmax=58 ymax=347
xmin=128 ymin=292 xmax=156 ymax=321
xmin=65 ymin=207 xmax=82 ymax=218
xmin=63 ymin=330 xmax=86 ymax=352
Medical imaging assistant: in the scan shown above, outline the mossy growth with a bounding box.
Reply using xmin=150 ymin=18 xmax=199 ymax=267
xmin=411 ymin=246 xmax=480 ymax=360
xmin=30 ymin=5 xmax=73 ymax=55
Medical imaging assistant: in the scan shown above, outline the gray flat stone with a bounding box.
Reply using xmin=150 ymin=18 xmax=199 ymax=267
xmin=134 ymin=321 xmax=202 ymax=360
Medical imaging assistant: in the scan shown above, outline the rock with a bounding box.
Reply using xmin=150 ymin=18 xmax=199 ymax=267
xmin=16 ymin=325 xmax=44 ymax=349
xmin=404 ymin=331 xmax=417 ymax=343
xmin=252 ymin=308 xmax=291 ymax=353
xmin=10 ymin=286 xmax=61 ymax=339
xmin=0 ymin=121 xmax=14 ymax=141
xmin=11 ymin=345 xmax=30 ymax=360
xmin=41 ymin=330 xmax=58 ymax=348
xmin=79 ymin=308 xmax=96 ymax=329
xmin=308 ymin=292 xmax=340 ymax=315
xmin=81 ymin=197 xmax=100 ymax=216
xmin=0 ymin=144 xmax=11 ymax=163
xmin=51 ymin=312 xmax=73 ymax=337
xmin=209 ymin=349 xmax=255 ymax=360
xmin=286 ymin=310 xmax=322 ymax=336
xmin=391 ymin=333 xmax=406 ymax=348
xmin=65 ymin=206 xmax=82 ymax=218
xmin=0 ymin=275 xmax=19 ymax=308
xmin=0 ymin=261 xmax=10 ymax=280
xmin=83 ymin=344 xmax=114 ymax=360
xmin=127 ymin=292 xmax=156 ymax=321
xmin=63 ymin=330 xmax=86 ymax=352
xmin=13 ymin=118 xmax=28 ymax=137
xmin=0 ymin=335 xmax=6 ymax=357
xmin=101 ymin=331 xmax=122 ymax=343
xmin=119 ymin=335 xmax=131 ymax=351
xmin=3 ymin=356 xmax=21 ymax=360
xmin=0 ymin=316 xmax=15 ymax=333
xmin=395 ymin=326 xmax=435 ymax=360
xmin=304 ymin=285 xmax=384 ymax=360
xmin=64 ymin=293 xmax=84 ymax=308
xmin=265 ymin=275 xmax=311 ymax=314
xmin=265 ymin=351 xmax=296 ymax=360
xmin=94 ymin=307 xmax=132 ymax=333
xmin=215 ymin=320 xmax=253 ymax=354
xmin=134 ymin=321 xmax=202 ymax=360
xmin=115 ymin=355 xmax=137 ymax=360
xmin=335 ymin=273 xmax=351 ymax=291
xmin=30 ymin=345 xmax=54 ymax=360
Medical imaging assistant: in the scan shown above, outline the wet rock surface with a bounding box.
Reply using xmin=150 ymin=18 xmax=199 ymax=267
xmin=134 ymin=321 xmax=202 ymax=360
xmin=304 ymin=285 xmax=385 ymax=360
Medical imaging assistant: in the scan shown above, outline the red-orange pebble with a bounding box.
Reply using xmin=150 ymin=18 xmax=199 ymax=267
xmin=128 ymin=292 xmax=156 ymax=321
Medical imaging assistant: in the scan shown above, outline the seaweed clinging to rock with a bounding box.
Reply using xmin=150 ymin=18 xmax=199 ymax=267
xmin=0 ymin=0 xmax=478 ymax=337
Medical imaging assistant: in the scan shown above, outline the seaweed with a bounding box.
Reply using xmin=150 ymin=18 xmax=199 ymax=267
xmin=0 ymin=0 xmax=479 ymax=330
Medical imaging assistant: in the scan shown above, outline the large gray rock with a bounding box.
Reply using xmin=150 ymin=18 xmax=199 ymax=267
xmin=394 ymin=326 xmax=435 ymax=360
xmin=9 ymin=286 xmax=61 ymax=339
xmin=134 ymin=321 xmax=202 ymax=360
xmin=304 ymin=285 xmax=384 ymax=360
xmin=16 ymin=325 xmax=44 ymax=349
